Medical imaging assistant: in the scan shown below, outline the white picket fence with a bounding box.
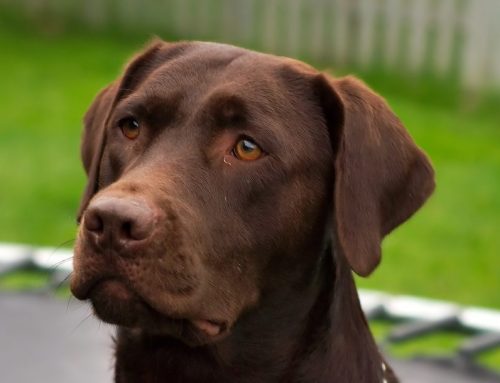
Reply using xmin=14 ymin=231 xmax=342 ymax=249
xmin=6 ymin=0 xmax=500 ymax=90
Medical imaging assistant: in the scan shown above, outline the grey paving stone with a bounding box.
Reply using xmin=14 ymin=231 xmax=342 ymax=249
xmin=0 ymin=293 xmax=113 ymax=383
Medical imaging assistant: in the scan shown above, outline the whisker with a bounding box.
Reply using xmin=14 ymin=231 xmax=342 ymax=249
xmin=50 ymin=257 xmax=74 ymax=270
xmin=71 ymin=311 xmax=94 ymax=334
xmin=45 ymin=238 xmax=76 ymax=266
xmin=56 ymin=238 xmax=76 ymax=249
xmin=66 ymin=293 xmax=75 ymax=312
xmin=57 ymin=271 xmax=73 ymax=290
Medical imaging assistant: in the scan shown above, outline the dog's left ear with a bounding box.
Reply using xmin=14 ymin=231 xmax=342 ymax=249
xmin=77 ymin=40 xmax=167 ymax=223
xmin=314 ymin=74 xmax=435 ymax=276
xmin=77 ymin=82 xmax=118 ymax=223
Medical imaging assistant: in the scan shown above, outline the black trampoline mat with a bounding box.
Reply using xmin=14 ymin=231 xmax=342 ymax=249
xmin=1 ymin=293 xmax=499 ymax=383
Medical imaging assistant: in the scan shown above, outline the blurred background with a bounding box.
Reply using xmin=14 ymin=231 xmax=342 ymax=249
xmin=0 ymin=0 xmax=499 ymax=377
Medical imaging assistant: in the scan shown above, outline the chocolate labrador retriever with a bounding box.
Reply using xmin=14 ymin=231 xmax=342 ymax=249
xmin=70 ymin=40 xmax=434 ymax=383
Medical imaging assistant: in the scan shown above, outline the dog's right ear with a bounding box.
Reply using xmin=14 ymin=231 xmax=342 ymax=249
xmin=77 ymin=40 xmax=167 ymax=223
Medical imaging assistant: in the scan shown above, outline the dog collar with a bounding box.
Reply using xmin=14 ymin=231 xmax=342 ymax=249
xmin=381 ymin=361 xmax=388 ymax=383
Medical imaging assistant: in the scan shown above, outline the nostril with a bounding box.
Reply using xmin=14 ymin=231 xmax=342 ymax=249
xmin=121 ymin=220 xmax=133 ymax=240
xmin=121 ymin=219 xmax=151 ymax=241
xmin=85 ymin=210 xmax=103 ymax=234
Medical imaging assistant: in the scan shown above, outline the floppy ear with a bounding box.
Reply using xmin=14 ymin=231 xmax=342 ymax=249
xmin=317 ymin=75 xmax=435 ymax=276
xmin=77 ymin=40 xmax=167 ymax=223
xmin=77 ymin=83 xmax=118 ymax=223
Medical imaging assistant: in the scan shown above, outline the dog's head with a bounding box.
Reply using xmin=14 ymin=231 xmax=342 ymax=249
xmin=70 ymin=40 xmax=434 ymax=346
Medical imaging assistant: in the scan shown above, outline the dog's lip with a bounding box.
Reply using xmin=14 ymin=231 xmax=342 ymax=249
xmin=71 ymin=276 xmax=99 ymax=300
xmin=90 ymin=278 xmax=134 ymax=300
xmin=190 ymin=318 xmax=227 ymax=337
xmin=72 ymin=275 xmax=230 ymax=338
xmin=71 ymin=273 xmax=115 ymax=300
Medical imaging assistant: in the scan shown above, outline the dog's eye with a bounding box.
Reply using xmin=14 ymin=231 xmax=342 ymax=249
xmin=119 ymin=117 xmax=140 ymax=140
xmin=232 ymin=138 xmax=263 ymax=161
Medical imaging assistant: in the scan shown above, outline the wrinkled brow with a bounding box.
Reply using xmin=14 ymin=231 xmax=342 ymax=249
xmin=202 ymin=92 xmax=248 ymax=129
xmin=199 ymin=90 xmax=282 ymax=153
xmin=113 ymin=91 xmax=185 ymax=128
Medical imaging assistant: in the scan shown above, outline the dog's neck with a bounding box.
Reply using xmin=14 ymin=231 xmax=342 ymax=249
xmin=114 ymin=252 xmax=386 ymax=383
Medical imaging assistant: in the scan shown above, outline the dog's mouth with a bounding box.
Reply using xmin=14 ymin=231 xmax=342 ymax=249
xmin=72 ymin=277 xmax=229 ymax=344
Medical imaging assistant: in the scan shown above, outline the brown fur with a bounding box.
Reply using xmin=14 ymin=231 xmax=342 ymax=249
xmin=71 ymin=40 xmax=434 ymax=383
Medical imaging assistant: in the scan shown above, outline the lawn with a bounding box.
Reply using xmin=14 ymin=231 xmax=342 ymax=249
xmin=1 ymin=19 xmax=499 ymax=309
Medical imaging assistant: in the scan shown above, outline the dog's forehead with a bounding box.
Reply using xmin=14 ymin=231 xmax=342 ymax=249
xmin=121 ymin=42 xmax=329 ymax=153
xmin=137 ymin=42 xmax=313 ymax=101
xmin=160 ymin=41 xmax=279 ymax=77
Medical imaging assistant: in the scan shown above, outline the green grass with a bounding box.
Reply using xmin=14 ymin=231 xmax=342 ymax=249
xmin=0 ymin=15 xmax=499 ymax=308
xmin=0 ymin=269 xmax=49 ymax=290
xmin=0 ymin=267 xmax=71 ymax=298
xmin=370 ymin=320 xmax=467 ymax=358
xmin=369 ymin=320 xmax=500 ymax=373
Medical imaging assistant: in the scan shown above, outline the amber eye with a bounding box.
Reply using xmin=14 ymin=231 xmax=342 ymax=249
xmin=233 ymin=138 xmax=263 ymax=161
xmin=119 ymin=117 xmax=140 ymax=140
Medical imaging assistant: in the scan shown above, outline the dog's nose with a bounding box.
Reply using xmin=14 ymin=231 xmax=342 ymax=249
xmin=84 ymin=197 xmax=155 ymax=245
